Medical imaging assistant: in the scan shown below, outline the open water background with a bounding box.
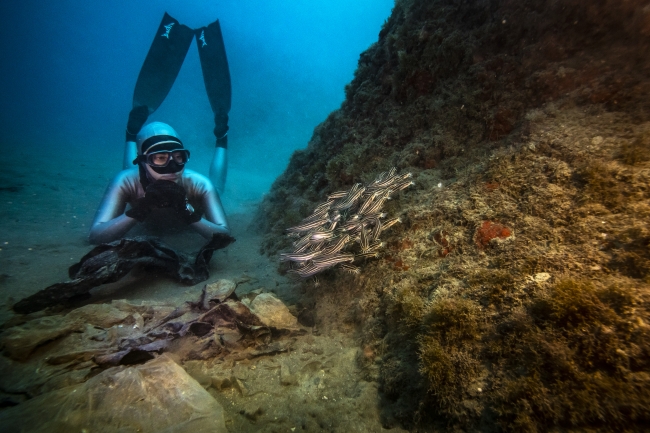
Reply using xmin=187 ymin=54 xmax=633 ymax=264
xmin=0 ymin=0 xmax=393 ymax=212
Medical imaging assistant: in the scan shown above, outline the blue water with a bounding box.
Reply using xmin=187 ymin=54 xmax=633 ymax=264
xmin=0 ymin=0 xmax=393 ymax=212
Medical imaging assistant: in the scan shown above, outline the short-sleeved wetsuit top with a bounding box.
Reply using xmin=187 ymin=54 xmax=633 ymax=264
xmin=89 ymin=168 xmax=229 ymax=244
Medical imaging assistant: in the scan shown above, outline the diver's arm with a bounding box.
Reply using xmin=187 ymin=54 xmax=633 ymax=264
xmin=209 ymin=138 xmax=227 ymax=196
xmin=89 ymin=214 xmax=138 ymax=244
xmin=187 ymin=176 xmax=230 ymax=239
xmin=190 ymin=187 xmax=230 ymax=239
xmin=88 ymin=172 xmax=139 ymax=244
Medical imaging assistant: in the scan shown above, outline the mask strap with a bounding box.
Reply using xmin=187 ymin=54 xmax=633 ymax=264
xmin=138 ymin=163 xmax=152 ymax=191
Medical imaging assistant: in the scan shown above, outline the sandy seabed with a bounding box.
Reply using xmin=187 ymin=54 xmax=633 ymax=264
xmin=0 ymin=149 xmax=283 ymax=314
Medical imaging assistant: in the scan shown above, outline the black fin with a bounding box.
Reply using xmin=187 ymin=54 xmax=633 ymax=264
xmin=133 ymin=12 xmax=194 ymax=114
xmin=195 ymin=20 xmax=232 ymax=136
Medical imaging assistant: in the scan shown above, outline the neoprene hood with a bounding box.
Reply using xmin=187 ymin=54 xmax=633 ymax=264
xmin=136 ymin=122 xmax=185 ymax=155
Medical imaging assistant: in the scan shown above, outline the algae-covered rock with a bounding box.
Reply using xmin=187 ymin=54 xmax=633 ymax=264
xmin=250 ymin=292 xmax=299 ymax=330
xmin=0 ymin=354 xmax=227 ymax=433
xmin=256 ymin=0 xmax=650 ymax=431
xmin=200 ymin=279 xmax=237 ymax=309
xmin=1 ymin=303 xmax=131 ymax=360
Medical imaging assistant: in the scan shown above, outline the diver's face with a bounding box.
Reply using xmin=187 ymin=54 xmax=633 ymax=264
xmin=144 ymin=163 xmax=185 ymax=181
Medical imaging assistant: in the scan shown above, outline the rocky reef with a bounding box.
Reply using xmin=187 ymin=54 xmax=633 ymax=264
xmin=257 ymin=0 xmax=650 ymax=431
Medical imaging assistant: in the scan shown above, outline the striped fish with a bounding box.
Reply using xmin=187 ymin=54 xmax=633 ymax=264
xmin=302 ymin=208 xmax=331 ymax=223
xmin=358 ymin=215 xmax=381 ymax=240
xmin=293 ymin=242 xmax=312 ymax=253
xmin=332 ymin=184 xmax=366 ymax=210
xmin=327 ymin=190 xmax=349 ymax=200
xmin=380 ymin=217 xmax=401 ymax=232
xmin=342 ymin=219 xmax=364 ymax=236
xmin=322 ymin=234 xmax=351 ymax=255
xmin=287 ymin=264 xmax=324 ymax=278
xmin=312 ymin=253 xmax=355 ymax=267
xmin=286 ymin=217 xmax=329 ymax=233
xmin=357 ymin=192 xmax=379 ymax=215
xmin=360 ymin=225 xmax=370 ymax=253
xmin=316 ymin=199 xmax=335 ymax=210
xmin=309 ymin=241 xmax=326 ymax=251
xmin=355 ymin=251 xmax=379 ymax=260
xmin=280 ymin=250 xmax=323 ymax=262
xmin=373 ymin=167 xmax=397 ymax=183
xmin=387 ymin=180 xmax=414 ymax=194
xmin=339 ymin=263 xmax=360 ymax=274
xmin=292 ymin=233 xmax=311 ymax=247
xmin=368 ymin=173 xmax=400 ymax=189
xmin=358 ymin=194 xmax=389 ymax=217
xmin=369 ymin=217 xmax=382 ymax=241
xmin=310 ymin=230 xmax=335 ymax=242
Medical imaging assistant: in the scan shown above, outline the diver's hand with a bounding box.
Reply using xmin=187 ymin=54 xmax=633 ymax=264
xmin=144 ymin=180 xmax=186 ymax=208
xmin=180 ymin=203 xmax=202 ymax=224
xmin=144 ymin=180 xmax=201 ymax=224
xmin=124 ymin=180 xmax=179 ymax=222
xmin=126 ymin=105 xmax=149 ymax=142
xmin=125 ymin=196 xmax=154 ymax=222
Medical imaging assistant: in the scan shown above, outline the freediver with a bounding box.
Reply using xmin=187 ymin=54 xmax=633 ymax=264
xmin=89 ymin=13 xmax=232 ymax=245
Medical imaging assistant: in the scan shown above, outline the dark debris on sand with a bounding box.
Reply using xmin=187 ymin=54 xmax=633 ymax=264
xmin=12 ymin=234 xmax=235 ymax=315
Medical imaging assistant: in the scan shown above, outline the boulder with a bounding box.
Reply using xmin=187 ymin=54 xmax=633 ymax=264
xmin=0 ymin=354 xmax=227 ymax=433
xmin=250 ymin=292 xmax=299 ymax=330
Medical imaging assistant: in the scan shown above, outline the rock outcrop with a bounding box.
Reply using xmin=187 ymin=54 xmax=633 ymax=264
xmin=258 ymin=0 xmax=650 ymax=431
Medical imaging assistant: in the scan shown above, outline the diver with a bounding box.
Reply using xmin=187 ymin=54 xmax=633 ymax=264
xmin=89 ymin=13 xmax=232 ymax=245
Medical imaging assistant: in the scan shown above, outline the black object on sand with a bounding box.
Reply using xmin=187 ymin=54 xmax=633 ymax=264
xmin=12 ymin=233 xmax=235 ymax=315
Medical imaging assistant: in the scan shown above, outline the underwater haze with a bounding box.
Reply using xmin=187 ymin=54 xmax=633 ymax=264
xmin=0 ymin=0 xmax=393 ymax=212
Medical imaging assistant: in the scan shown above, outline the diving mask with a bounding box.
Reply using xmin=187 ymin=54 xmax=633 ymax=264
xmin=144 ymin=149 xmax=190 ymax=168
